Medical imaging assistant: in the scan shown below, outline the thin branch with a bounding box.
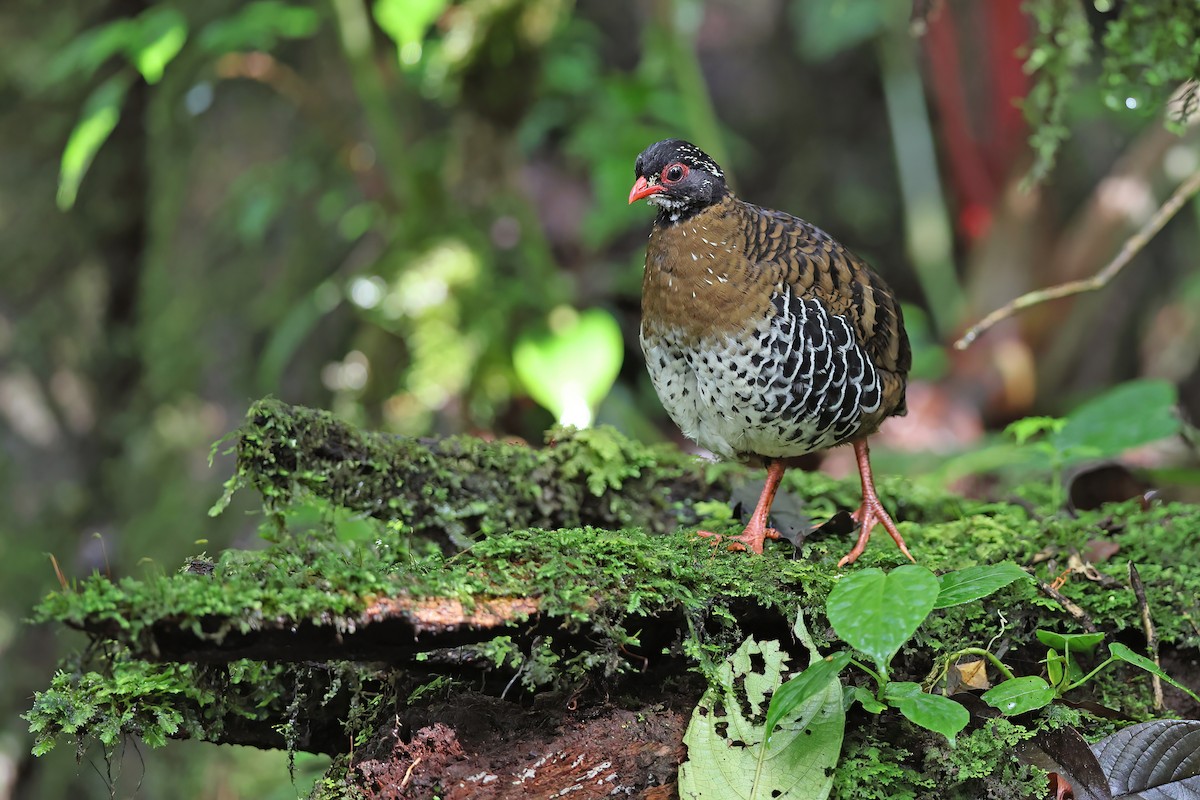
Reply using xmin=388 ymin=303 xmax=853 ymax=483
xmin=1036 ymin=580 xmax=1097 ymax=632
xmin=955 ymin=166 xmax=1200 ymax=349
xmin=1129 ymin=563 xmax=1163 ymax=712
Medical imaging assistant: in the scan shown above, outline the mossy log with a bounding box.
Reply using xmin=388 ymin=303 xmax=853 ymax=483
xmin=221 ymin=398 xmax=717 ymax=547
xmin=27 ymin=400 xmax=1200 ymax=798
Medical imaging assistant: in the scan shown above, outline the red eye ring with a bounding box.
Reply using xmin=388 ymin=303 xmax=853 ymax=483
xmin=662 ymin=163 xmax=688 ymax=183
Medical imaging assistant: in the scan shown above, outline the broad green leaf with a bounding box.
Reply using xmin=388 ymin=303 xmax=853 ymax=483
xmin=1035 ymin=630 xmax=1105 ymax=654
xmin=513 ymin=307 xmax=623 ymax=428
xmin=58 ymin=74 xmax=133 ymax=210
xmin=882 ymin=681 xmax=922 ymax=703
xmin=764 ymin=651 xmax=851 ymax=745
xmin=1053 ymin=379 xmax=1179 ymax=459
xmin=934 ymin=562 xmax=1032 ymax=608
xmin=127 ymin=8 xmax=187 ymax=84
xmin=897 ymin=693 xmax=970 ymax=745
xmin=198 ymin=1 xmax=320 ymax=52
xmin=982 ymin=676 xmax=1056 ymax=715
xmin=679 ymin=637 xmax=845 ymax=800
xmin=1109 ymin=643 xmax=1200 ymax=704
xmin=826 ymin=565 xmax=939 ymax=676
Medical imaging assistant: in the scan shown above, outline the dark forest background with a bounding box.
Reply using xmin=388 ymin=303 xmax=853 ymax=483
xmin=2 ymin=0 xmax=1198 ymax=796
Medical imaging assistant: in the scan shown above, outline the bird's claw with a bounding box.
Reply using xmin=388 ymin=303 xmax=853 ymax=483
xmin=838 ymin=500 xmax=914 ymax=568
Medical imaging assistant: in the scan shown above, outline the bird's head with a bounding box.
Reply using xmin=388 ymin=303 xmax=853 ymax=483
xmin=628 ymin=139 xmax=728 ymax=221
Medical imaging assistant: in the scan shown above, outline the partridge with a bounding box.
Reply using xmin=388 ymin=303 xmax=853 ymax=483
xmin=628 ymin=139 xmax=914 ymax=567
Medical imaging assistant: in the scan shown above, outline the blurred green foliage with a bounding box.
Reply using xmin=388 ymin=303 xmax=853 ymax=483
xmin=1023 ymin=0 xmax=1200 ymax=181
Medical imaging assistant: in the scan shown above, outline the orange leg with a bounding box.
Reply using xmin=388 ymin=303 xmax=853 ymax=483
xmin=698 ymin=460 xmax=785 ymax=554
xmin=838 ymin=440 xmax=916 ymax=568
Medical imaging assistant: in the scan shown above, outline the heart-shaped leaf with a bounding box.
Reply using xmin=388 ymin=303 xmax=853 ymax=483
xmin=374 ymin=0 xmax=448 ymax=53
xmin=1091 ymin=719 xmax=1200 ymax=799
xmin=982 ymin=676 xmax=1056 ymax=716
xmin=934 ymin=562 xmax=1032 ymax=609
xmin=826 ymin=565 xmax=939 ymax=676
xmin=513 ymin=307 xmax=624 ymax=428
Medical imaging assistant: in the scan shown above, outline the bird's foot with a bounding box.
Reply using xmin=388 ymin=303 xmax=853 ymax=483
xmin=696 ymin=525 xmax=780 ymax=555
xmin=838 ymin=497 xmax=915 ymax=568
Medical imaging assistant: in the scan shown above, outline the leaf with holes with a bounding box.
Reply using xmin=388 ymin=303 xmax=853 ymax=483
xmin=679 ymin=637 xmax=845 ymax=800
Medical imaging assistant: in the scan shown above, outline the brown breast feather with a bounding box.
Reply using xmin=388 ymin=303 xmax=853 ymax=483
xmin=642 ymin=195 xmax=911 ymax=428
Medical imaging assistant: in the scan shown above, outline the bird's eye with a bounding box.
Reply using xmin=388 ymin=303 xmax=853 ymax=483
xmin=663 ymin=163 xmax=687 ymax=183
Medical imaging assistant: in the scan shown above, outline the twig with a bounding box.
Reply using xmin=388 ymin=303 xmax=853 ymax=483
xmin=49 ymin=553 xmax=69 ymax=591
xmin=955 ymin=167 xmax=1200 ymax=349
xmin=1036 ymin=581 xmax=1097 ymax=632
xmin=400 ymin=755 xmax=422 ymax=788
xmin=1128 ymin=563 xmax=1163 ymax=711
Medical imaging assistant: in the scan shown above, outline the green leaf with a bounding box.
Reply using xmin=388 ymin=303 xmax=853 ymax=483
xmin=1046 ymin=648 xmax=1065 ymax=688
xmin=982 ymin=676 xmax=1056 ymax=715
xmin=897 ymin=693 xmax=970 ymax=745
xmin=198 ymin=1 xmax=320 ymax=53
xmin=882 ymin=681 xmax=922 ymax=703
xmin=764 ymin=651 xmax=851 ymax=745
xmin=58 ymin=74 xmax=133 ymax=210
xmin=513 ymin=307 xmax=624 ymax=428
xmin=1109 ymin=643 xmax=1200 ymax=704
xmin=1004 ymin=415 xmax=1065 ymax=445
xmin=1035 ymin=630 xmax=1105 ymax=654
xmin=934 ymin=562 xmax=1032 ymax=609
xmin=45 ymin=19 xmax=135 ymax=85
xmin=790 ymin=0 xmax=886 ymax=63
xmin=1053 ymin=379 xmax=1180 ymax=459
xmin=679 ymin=637 xmax=845 ymax=800
xmin=849 ymin=686 xmax=885 ymax=714
xmin=126 ymin=7 xmax=187 ymax=84
xmin=374 ymin=0 xmax=448 ymax=64
xmin=826 ymin=565 xmax=939 ymax=676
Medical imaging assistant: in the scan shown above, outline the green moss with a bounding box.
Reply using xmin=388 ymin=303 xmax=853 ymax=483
xmin=27 ymin=400 xmax=1200 ymax=793
xmin=832 ymin=732 xmax=935 ymax=800
xmin=213 ymin=398 xmax=706 ymax=547
xmin=24 ymin=658 xmax=288 ymax=758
